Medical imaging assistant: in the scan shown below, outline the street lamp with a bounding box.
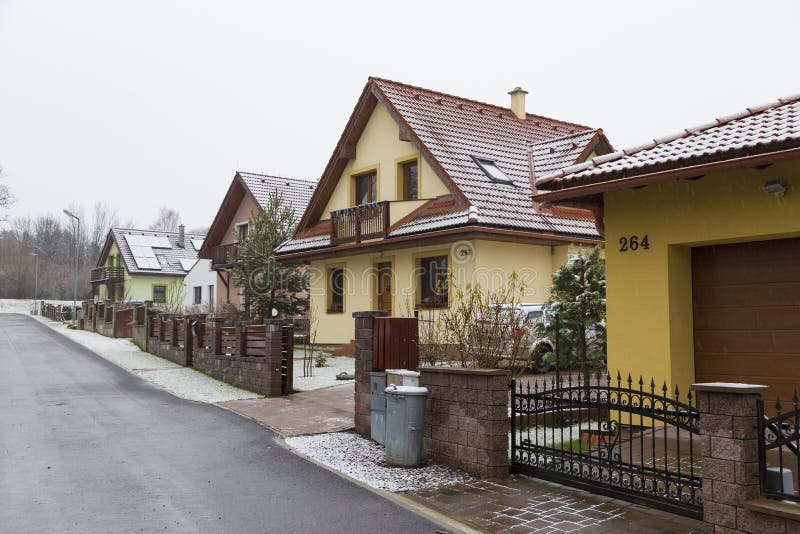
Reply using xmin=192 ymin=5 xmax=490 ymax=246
xmin=29 ymin=252 xmax=39 ymax=313
xmin=63 ymin=209 xmax=80 ymax=325
xmin=28 ymin=243 xmax=43 ymax=314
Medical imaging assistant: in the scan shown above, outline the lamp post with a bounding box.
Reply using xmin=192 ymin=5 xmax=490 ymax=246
xmin=29 ymin=244 xmax=43 ymax=315
xmin=30 ymin=252 xmax=39 ymax=311
xmin=63 ymin=209 xmax=80 ymax=325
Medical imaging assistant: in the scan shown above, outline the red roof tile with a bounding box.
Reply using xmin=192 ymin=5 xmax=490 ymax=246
xmin=537 ymin=94 xmax=800 ymax=191
xmin=278 ymin=78 xmax=606 ymax=255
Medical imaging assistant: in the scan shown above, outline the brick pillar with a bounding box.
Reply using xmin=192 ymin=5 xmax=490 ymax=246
xmin=352 ymin=311 xmax=389 ymax=438
xmin=419 ymin=367 xmax=509 ymax=478
xmin=693 ymin=382 xmax=782 ymax=533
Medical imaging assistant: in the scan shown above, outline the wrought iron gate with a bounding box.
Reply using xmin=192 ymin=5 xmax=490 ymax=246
xmin=511 ymin=372 xmax=702 ymax=518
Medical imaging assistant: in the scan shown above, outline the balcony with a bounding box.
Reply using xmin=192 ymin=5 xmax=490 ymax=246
xmin=211 ymin=243 xmax=238 ymax=270
xmin=91 ymin=266 xmax=125 ymax=284
xmin=330 ymin=201 xmax=390 ymax=246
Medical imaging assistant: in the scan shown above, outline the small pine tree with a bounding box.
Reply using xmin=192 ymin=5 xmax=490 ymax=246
xmin=537 ymin=247 xmax=606 ymax=380
xmin=230 ymin=192 xmax=308 ymax=321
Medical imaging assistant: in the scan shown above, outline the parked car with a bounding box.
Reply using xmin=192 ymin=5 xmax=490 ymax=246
xmin=467 ymin=303 xmax=554 ymax=374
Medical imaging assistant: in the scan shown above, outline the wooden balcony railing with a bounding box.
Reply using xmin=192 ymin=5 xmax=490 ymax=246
xmin=211 ymin=243 xmax=238 ymax=269
xmin=330 ymin=201 xmax=390 ymax=246
xmin=91 ymin=266 xmax=125 ymax=284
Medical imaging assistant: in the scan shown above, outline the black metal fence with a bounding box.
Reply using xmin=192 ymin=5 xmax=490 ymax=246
xmin=511 ymin=371 xmax=702 ymax=519
xmin=758 ymin=392 xmax=800 ymax=503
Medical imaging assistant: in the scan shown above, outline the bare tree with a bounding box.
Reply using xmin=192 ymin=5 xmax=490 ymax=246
xmin=0 ymin=167 xmax=13 ymax=220
xmin=148 ymin=206 xmax=181 ymax=232
xmin=88 ymin=202 xmax=119 ymax=264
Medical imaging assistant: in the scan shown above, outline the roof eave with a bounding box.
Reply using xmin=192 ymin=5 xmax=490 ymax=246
xmin=533 ymin=145 xmax=800 ymax=204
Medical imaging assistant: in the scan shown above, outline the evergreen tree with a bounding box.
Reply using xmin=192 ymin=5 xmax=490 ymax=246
xmin=537 ymin=247 xmax=606 ymax=380
xmin=230 ymin=191 xmax=308 ymax=320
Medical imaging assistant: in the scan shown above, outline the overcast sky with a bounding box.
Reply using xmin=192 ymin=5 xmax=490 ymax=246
xmin=1 ymin=0 xmax=798 ymax=231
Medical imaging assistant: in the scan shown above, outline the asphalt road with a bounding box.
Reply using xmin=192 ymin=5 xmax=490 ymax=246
xmin=0 ymin=314 xmax=442 ymax=533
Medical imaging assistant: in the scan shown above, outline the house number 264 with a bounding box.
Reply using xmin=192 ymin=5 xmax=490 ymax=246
xmin=619 ymin=234 xmax=650 ymax=252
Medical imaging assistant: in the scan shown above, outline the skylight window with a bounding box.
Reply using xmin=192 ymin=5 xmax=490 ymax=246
xmin=473 ymin=157 xmax=514 ymax=185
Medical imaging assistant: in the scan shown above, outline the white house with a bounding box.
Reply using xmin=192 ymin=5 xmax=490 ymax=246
xmin=182 ymin=259 xmax=217 ymax=313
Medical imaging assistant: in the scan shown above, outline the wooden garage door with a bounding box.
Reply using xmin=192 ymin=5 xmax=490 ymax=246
xmin=692 ymin=238 xmax=800 ymax=409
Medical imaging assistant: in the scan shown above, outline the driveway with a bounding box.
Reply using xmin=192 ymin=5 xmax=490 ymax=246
xmin=0 ymin=314 xmax=441 ymax=533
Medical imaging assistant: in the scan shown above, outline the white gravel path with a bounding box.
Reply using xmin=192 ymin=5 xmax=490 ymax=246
xmin=36 ymin=318 xmax=262 ymax=403
xmin=286 ymin=432 xmax=474 ymax=492
xmin=293 ymin=356 xmax=354 ymax=391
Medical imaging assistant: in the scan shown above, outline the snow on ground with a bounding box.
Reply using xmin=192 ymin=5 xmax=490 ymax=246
xmin=36 ymin=318 xmax=262 ymax=403
xmin=286 ymin=432 xmax=474 ymax=492
xmin=292 ymin=356 xmax=354 ymax=391
xmin=0 ymin=299 xmax=72 ymax=314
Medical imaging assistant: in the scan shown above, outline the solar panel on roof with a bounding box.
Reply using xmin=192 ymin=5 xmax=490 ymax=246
xmin=148 ymin=236 xmax=172 ymax=248
xmin=179 ymin=258 xmax=197 ymax=271
xmin=133 ymin=256 xmax=161 ymax=270
xmin=123 ymin=234 xmax=147 ymax=247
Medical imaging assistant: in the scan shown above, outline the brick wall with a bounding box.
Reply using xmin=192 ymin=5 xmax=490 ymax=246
xmin=192 ymin=320 xmax=286 ymax=396
xmin=352 ymin=311 xmax=389 ymax=438
xmin=695 ymin=383 xmax=800 ymax=533
xmin=419 ymin=367 xmax=509 ymax=479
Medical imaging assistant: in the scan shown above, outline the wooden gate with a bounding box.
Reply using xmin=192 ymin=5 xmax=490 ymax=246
xmin=114 ymin=308 xmax=134 ymax=338
xmin=372 ymin=317 xmax=418 ymax=371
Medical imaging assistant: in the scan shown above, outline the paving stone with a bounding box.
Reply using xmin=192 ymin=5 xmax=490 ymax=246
xmin=409 ymin=474 xmax=706 ymax=534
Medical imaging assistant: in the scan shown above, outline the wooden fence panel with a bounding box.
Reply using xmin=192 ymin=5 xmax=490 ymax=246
xmin=372 ymin=317 xmax=418 ymax=371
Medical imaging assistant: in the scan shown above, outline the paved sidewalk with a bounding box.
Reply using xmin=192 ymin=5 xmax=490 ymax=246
xmin=218 ymin=383 xmax=354 ymax=437
xmin=409 ymin=476 xmax=707 ymax=533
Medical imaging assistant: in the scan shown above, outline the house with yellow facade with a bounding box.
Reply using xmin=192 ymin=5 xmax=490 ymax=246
xmin=92 ymin=226 xmax=205 ymax=307
xmin=275 ymin=77 xmax=612 ymax=346
xmin=533 ymin=93 xmax=800 ymax=408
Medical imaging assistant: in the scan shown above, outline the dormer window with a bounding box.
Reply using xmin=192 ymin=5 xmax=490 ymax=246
xmin=473 ymin=157 xmax=513 ymax=185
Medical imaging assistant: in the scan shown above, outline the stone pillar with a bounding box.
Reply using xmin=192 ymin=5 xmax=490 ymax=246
xmin=419 ymin=367 xmax=510 ymax=479
xmin=693 ymin=382 xmax=785 ymax=533
xmin=352 ymin=311 xmax=389 ymax=438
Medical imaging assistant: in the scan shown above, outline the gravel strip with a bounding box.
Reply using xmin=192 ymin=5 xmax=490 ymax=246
xmin=286 ymin=432 xmax=474 ymax=492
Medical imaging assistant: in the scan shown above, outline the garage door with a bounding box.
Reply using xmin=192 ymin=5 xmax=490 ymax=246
xmin=692 ymin=237 xmax=800 ymax=409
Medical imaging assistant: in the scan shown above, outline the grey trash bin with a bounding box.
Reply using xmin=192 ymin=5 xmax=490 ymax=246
xmin=384 ymin=384 xmax=429 ymax=467
xmin=370 ymin=371 xmax=387 ymax=445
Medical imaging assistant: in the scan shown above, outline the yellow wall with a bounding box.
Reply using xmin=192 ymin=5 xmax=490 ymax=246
xmin=97 ymin=242 xmax=185 ymax=305
xmin=604 ymin=159 xmax=800 ymax=393
xmin=322 ymin=103 xmax=450 ymax=216
xmin=309 ymin=238 xmax=578 ymax=344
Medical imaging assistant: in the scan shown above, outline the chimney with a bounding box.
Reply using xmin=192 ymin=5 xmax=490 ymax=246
xmin=177 ymin=224 xmax=185 ymax=248
xmin=508 ymin=87 xmax=528 ymax=120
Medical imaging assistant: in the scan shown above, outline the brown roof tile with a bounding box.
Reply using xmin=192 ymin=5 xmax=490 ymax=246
xmin=537 ymin=93 xmax=800 ymax=191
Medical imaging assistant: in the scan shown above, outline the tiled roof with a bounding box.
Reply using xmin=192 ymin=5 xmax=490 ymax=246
xmin=110 ymin=228 xmax=205 ymax=276
xmin=372 ymin=78 xmax=600 ymax=235
xmin=538 ymin=94 xmax=800 ymax=189
xmin=278 ymin=79 xmax=606 ymax=255
xmin=239 ymin=172 xmax=317 ymax=219
xmin=530 ymin=130 xmax=603 ymax=178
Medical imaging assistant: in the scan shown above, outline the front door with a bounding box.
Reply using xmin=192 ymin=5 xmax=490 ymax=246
xmin=375 ymin=262 xmax=393 ymax=314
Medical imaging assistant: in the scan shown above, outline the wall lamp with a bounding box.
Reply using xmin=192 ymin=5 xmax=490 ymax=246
xmin=762 ymin=180 xmax=789 ymax=197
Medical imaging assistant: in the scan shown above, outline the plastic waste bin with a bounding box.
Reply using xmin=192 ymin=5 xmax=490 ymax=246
xmin=386 ymin=369 xmax=420 ymax=387
xmin=384 ymin=384 xmax=429 ymax=466
xmin=370 ymin=371 xmax=387 ymax=445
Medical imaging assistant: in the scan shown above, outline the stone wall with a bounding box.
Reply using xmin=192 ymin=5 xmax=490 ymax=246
xmin=695 ymin=383 xmax=800 ymax=533
xmin=193 ymin=322 xmax=285 ymax=396
xmin=352 ymin=311 xmax=388 ymax=438
xmin=419 ymin=367 xmax=509 ymax=479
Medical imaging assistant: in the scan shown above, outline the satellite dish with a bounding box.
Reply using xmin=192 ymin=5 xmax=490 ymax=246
xmin=271 ymin=308 xmax=278 ymax=317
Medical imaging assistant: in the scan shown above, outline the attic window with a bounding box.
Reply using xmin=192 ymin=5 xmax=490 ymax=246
xmin=473 ymin=157 xmax=514 ymax=185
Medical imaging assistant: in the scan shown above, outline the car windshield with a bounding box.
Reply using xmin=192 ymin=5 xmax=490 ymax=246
xmin=526 ymin=310 xmax=543 ymax=323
